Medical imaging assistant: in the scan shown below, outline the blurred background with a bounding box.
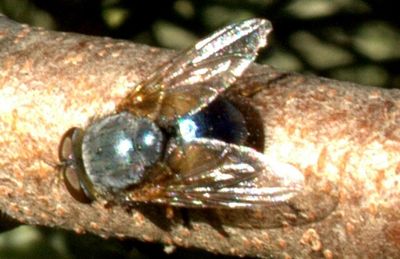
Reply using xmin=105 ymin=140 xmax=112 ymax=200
xmin=1 ymin=0 xmax=399 ymax=88
xmin=0 ymin=0 xmax=399 ymax=258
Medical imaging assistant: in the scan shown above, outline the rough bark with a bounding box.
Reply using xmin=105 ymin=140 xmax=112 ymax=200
xmin=1 ymin=14 xmax=400 ymax=258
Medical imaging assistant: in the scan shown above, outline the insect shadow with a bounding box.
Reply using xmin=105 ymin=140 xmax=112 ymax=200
xmin=57 ymin=18 xmax=338 ymax=232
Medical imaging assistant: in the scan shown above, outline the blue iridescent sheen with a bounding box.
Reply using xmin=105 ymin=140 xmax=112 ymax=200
xmin=178 ymin=99 xmax=248 ymax=145
xmin=81 ymin=112 xmax=164 ymax=192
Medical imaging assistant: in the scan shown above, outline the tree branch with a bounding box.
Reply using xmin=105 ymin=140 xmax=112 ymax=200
xmin=1 ymin=14 xmax=400 ymax=257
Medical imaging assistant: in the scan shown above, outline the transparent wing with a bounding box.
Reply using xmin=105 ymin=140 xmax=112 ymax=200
xmin=155 ymin=139 xmax=304 ymax=209
xmin=118 ymin=19 xmax=272 ymax=126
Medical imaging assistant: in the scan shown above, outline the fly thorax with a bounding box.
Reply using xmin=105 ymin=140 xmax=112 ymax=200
xmin=81 ymin=112 xmax=164 ymax=193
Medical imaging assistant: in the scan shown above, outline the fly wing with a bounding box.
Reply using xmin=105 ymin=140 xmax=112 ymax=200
xmin=118 ymin=19 xmax=272 ymax=126
xmin=156 ymin=139 xmax=304 ymax=209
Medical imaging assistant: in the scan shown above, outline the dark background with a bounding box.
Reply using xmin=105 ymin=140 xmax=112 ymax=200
xmin=1 ymin=0 xmax=399 ymax=88
xmin=1 ymin=0 xmax=399 ymax=258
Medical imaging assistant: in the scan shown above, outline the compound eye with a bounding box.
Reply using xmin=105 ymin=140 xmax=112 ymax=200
xmin=58 ymin=127 xmax=93 ymax=203
xmin=62 ymin=165 xmax=93 ymax=204
xmin=58 ymin=127 xmax=77 ymax=162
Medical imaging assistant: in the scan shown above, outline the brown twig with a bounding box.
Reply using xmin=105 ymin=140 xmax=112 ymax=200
xmin=1 ymin=14 xmax=400 ymax=258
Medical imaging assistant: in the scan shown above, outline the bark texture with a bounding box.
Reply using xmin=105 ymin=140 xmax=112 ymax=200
xmin=1 ymin=14 xmax=400 ymax=258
